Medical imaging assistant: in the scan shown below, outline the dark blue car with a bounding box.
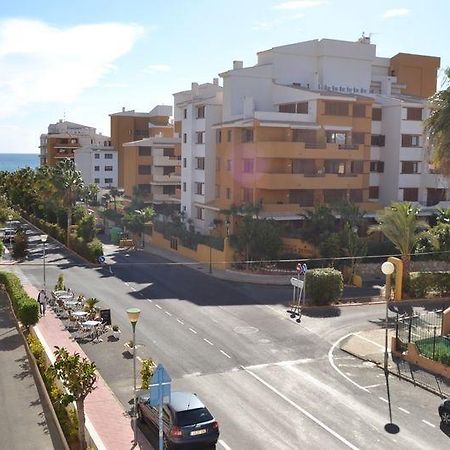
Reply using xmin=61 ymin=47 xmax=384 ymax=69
xmin=138 ymin=391 xmax=220 ymax=449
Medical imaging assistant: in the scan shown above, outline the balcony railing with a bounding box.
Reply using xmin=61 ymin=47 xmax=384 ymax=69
xmin=304 ymin=142 xmax=327 ymax=149
xmin=338 ymin=144 xmax=359 ymax=150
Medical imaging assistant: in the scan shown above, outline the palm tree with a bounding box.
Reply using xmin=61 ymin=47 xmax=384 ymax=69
xmin=369 ymin=202 xmax=428 ymax=287
xmin=55 ymin=159 xmax=84 ymax=246
xmin=425 ymin=68 xmax=450 ymax=175
xmin=109 ymin=187 xmax=121 ymax=212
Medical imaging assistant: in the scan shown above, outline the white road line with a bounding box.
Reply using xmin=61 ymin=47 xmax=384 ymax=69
xmin=189 ymin=328 xmax=197 ymax=334
xmin=218 ymin=440 xmax=232 ymax=450
xmin=242 ymin=366 xmax=360 ymax=450
xmin=363 ymin=384 xmax=382 ymax=389
xmin=203 ymin=338 xmax=214 ymax=346
xmin=354 ymin=333 xmax=385 ymax=350
xmin=147 ymin=299 xmax=153 ymax=303
xmin=378 ymin=397 xmax=388 ymax=404
xmin=165 ymin=311 xmax=172 ymax=316
xmin=124 ymin=282 xmax=129 ymax=286
xmin=130 ymin=286 xmax=136 ymax=291
xmin=155 ymin=304 xmax=162 ymax=309
xmin=220 ymin=350 xmax=231 ymax=359
xmin=398 ymin=407 xmax=410 ymax=414
xmin=422 ymin=420 xmax=435 ymax=428
xmin=137 ymin=356 xmax=143 ymax=363
xmin=328 ymin=334 xmax=369 ymax=392
xmin=176 ymin=319 xmax=184 ymax=325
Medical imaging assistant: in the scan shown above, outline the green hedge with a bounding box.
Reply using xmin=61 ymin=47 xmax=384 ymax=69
xmin=305 ymin=268 xmax=344 ymax=305
xmin=0 ymin=271 xmax=39 ymax=327
xmin=407 ymin=272 xmax=450 ymax=298
xmin=23 ymin=212 xmax=66 ymax=243
xmin=69 ymin=234 xmax=103 ymax=263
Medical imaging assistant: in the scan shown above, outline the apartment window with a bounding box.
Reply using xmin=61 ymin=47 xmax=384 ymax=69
xmin=372 ymin=108 xmax=382 ymax=121
xmin=183 ymin=158 xmax=187 ymax=168
xmin=216 ymin=130 xmax=222 ymax=144
xmin=326 ymin=131 xmax=346 ymax=145
xmin=289 ymin=190 xmax=314 ymax=206
xmin=196 ymin=207 xmax=204 ymax=220
xmin=94 ymin=153 xmax=100 ymax=159
xmin=196 ymin=157 xmax=205 ymax=170
xmin=94 ymin=178 xmax=100 ymax=184
xmin=183 ymin=133 xmax=187 ymax=143
xmin=324 ymin=102 xmax=349 ymax=116
xmin=369 ymin=186 xmax=379 ymax=199
xmin=163 ymin=186 xmax=176 ymax=195
xmin=292 ymin=159 xmax=316 ymax=175
xmin=242 ymin=187 xmax=253 ymax=202
xmin=163 ymin=148 xmax=175 ymax=157
xmin=104 ymin=178 xmax=113 ymax=184
xmin=370 ymin=161 xmax=385 ymax=173
xmin=215 ymin=184 xmax=220 ymax=198
xmin=243 ymin=159 xmax=254 ymax=173
xmin=403 ymin=188 xmax=419 ymax=202
xmin=183 ymin=109 xmax=187 ymax=119
xmin=226 ymin=188 xmax=231 ymax=199
xmin=94 ymin=166 xmax=100 ymax=172
xmin=105 ymin=166 xmax=113 ymax=172
xmin=279 ymin=103 xmax=296 ymax=113
xmin=104 ymin=153 xmax=113 ymax=159
xmin=352 ymin=132 xmax=365 ymax=145
xmin=297 ymin=102 xmax=308 ymax=114
xmin=324 ymin=160 xmax=345 ymax=174
xmin=292 ymin=129 xmax=316 ymax=144
xmin=241 ymin=129 xmax=254 ymax=143
xmin=406 ymin=108 xmax=422 ymax=121
xmin=371 ymin=135 xmax=385 ymax=147
xmin=196 ymin=131 xmax=205 ymax=144
xmin=135 ymin=129 xmax=148 ymax=138
xmin=401 ymin=161 xmax=420 ymax=174
xmin=279 ymin=102 xmax=308 ymax=114
xmin=139 ymin=147 xmax=152 ymax=156
xmin=227 ymin=160 xmax=232 ymax=171
xmin=138 ymin=165 xmax=151 ymax=175
xmin=216 ymin=157 xmax=221 ymax=171
xmin=163 ymin=167 xmax=174 ymax=175
xmin=349 ymin=189 xmax=363 ymax=202
xmin=323 ymin=189 xmax=346 ymax=203
xmin=227 ymin=130 xmax=232 ymax=142
xmin=183 ymin=182 xmax=186 ymax=192
xmin=196 ymin=105 xmax=205 ymax=119
xmin=350 ymin=160 xmax=364 ymax=174
xmin=195 ymin=182 xmax=204 ymax=195
xmin=402 ymin=134 xmax=421 ymax=147
xmin=138 ymin=184 xmax=151 ymax=193
xmin=353 ymin=104 xmax=366 ymax=118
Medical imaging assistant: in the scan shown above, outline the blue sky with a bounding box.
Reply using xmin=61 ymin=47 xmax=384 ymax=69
xmin=0 ymin=0 xmax=448 ymax=154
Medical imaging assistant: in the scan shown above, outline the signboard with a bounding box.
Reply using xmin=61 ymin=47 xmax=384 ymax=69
xmin=290 ymin=277 xmax=304 ymax=289
xmin=148 ymin=364 xmax=171 ymax=407
xmin=99 ymin=309 xmax=111 ymax=325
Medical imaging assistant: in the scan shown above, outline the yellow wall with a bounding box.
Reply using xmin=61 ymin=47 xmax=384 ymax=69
xmin=281 ymin=237 xmax=318 ymax=258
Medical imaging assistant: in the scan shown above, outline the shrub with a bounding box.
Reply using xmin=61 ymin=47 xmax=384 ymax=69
xmin=55 ymin=274 xmax=65 ymax=291
xmin=407 ymin=271 xmax=450 ymax=298
xmin=140 ymin=358 xmax=156 ymax=389
xmin=0 ymin=240 xmax=4 ymax=257
xmin=305 ymin=268 xmax=344 ymax=305
xmin=69 ymin=234 xmax=103 ymax=263
xmin=77 ymin=214 xmax=95 ymax=242
xmin=12 ymin=229 xmax=28 ymax=258
xmin=0 ymin=271 xmax=39 ymax=327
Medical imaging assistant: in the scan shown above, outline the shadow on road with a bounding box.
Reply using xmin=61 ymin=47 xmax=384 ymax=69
xmin=302 ymin=306 xmax=341 ymax=318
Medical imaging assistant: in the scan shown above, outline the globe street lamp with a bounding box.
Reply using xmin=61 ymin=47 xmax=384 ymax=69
xmin=381 ymin=261 xmax=395 ymax=374
xmin=40 ymin=235 xmax=48 ymax=293
xmin=127 ymin=307 xmax=141 ymax=445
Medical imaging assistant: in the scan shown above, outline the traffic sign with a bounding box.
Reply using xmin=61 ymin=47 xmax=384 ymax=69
xmin=296 ymin=263 xmax=308 ymax=275
xmin=148 ymin=364 xmax=171 ymax=407
xmin=290 ymin=277 xmax=304 ymax=288
xmin=98 ymin=256 xmax=106 ymax=264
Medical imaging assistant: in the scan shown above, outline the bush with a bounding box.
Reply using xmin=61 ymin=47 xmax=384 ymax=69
xmin=407 ymin=271 xmax=450 ymax=298
xmin=69 ymin=234 xmax=103 ymax=263
xmin=305 ymin=268 xmax=344 ymax=305
xmin=77 ymin=214 xmax=95 ymax=242
xmin=0 ymin=271 xmax=39 ymax=327
xmin=12 ymin=229 xmax=28 ymax=258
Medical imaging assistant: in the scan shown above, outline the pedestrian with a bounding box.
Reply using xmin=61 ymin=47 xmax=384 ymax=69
xmin=37 ymin=289 xmax=46 ymax=316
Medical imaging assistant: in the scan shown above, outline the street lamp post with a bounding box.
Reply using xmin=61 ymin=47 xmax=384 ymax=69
xmin=208 ymin=223 xmax=215 ymax=274
xmin=40 ymin=235 xmax=48 ymax=293
xmin=381 ymin=261 xmax=395 ymax=375
xmin=127 ymin=307 xmax=141 ymax=445
xmin=7 ymin=215 xmax=12 ymax=250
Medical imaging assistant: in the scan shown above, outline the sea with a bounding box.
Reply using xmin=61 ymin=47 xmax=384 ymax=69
xmin=0 ymin=153 xmax=40 ymax=172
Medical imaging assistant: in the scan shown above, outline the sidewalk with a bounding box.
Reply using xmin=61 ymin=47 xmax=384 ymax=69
xmin=24 ymin=283 xmax=153 ymax=450
xmin=340 ymin=328 xmax=450 ymax=398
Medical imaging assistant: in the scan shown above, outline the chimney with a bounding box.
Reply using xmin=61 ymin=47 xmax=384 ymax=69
xmin=122 ymin=107 xmax=125 ymax=112
xmin=191 ymin=82 xmax=199 ymax=96
xmin=213 ymin=78 xmax=219 ymax=86
xmin=233 ymin=60 xmax=243 ymax=70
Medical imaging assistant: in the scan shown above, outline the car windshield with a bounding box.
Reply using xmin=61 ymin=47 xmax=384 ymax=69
xmin=176 ymin=408 xmax=213 ymax=427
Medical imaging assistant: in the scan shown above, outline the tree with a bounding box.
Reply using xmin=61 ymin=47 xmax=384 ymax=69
xmin=122 ymin=207 xmax=154 ymax=236
xmin=48 ymin=347 xmax=97 ymax=450
xmin=54 ymin=159 xmax=84 ymax=246
xmin=77 ymin=213 xmax=96 ymax=242
xmin=369 ymin=202 xmax=428 ymax=285
xmin=109 ymin=187 xmax=121 ymax=212
xmin=301 ymin=205 xmax=336 ymax=242
xmin=425 ymin=68 xmax=450 ymax=175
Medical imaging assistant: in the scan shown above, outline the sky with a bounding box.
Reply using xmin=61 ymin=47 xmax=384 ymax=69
xmin=0 ymin=0 xmax=449 ymax=154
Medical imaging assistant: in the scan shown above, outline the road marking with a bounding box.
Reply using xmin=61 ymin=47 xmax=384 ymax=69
xmin=176 ymin=319 xmax=184 ymax=325
xmin=398 ymin=407 xmax=410 ymax=414
xmin=218 ymin=440 xmax=232 ymax=450
xmin=155 ymin=304 xmax=162 ymax=309
xmin=147 ymin=299 xmax=153 ymax=303
xmin=189 ymin=328 xmax=197 ymax=334
xmin=125 ymin=282 xmax=129 ymax=286
xmin=328 ymin=334 xmax=369 ymax=392
xmin=354 ymin=333 xmax=385 ymax=350
xmin=422 ymin=420 xmax=435 ymax=428
xmin=203 ymin=338 xmax=214 ymax=346
xmin=220 ymin=350 xmax=231 ymax=359
xmin=363 ymin=384 xmax=382 ymax=389
xmin=242 ymin=366 xmax=360 ymax=450
xmin=165 ymin=311 xmax=172 ymax=316
xmin=378 ymin=397 xmax=388 ymax=404
xmin=137 ymin=356 xmax=143 ymax=363
xmin=130 ymin=286 xmax=136 ymax=291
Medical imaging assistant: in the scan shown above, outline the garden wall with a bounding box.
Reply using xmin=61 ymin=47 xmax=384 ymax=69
xmin=357 ymin=260 xmax=450 ymax=280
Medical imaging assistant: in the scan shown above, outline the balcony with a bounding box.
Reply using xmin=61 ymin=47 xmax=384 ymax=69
xmin=151 ymin=174 xmax=181 ymax=184
xmin=255 ymin=173 xmax=366 ymax=189
xmin=152 ymin=155 xmax=181 ymax=167
xmin=338 ymin=144 xmax=359 ymax=150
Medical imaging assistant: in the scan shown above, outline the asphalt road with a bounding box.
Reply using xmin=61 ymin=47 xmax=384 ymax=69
xmin=7 ymin=226 xmax=450 ymax=449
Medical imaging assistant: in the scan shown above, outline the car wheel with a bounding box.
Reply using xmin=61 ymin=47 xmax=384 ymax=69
xmin=441 ymin=410 xmax=450 ymax=424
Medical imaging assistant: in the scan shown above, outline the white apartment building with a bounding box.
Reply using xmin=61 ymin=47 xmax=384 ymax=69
xmin=173 ymin=80 xmax=223 ymax=232
xmin=74 ymin=145 xmax=118 ymax=188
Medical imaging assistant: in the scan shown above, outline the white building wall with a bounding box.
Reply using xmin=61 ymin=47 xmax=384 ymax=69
xmin=74 ymin=146 xmax=117 ymax=188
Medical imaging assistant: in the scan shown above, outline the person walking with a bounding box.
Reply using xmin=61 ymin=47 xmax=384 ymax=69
xmin=37 ymin=289 xmax=47 ymax=316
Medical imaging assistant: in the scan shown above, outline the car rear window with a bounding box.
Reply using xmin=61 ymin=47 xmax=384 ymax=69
xmin=176 ymin=408 xmax=213 ymax=427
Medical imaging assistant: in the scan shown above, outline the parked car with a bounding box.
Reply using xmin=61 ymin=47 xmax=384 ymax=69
xmin=2 ymin=228 xmax=16 ymax=242
xmin=439 ymin=398 xmax=450 ymax=424
xmin=138 ymin=391 xmax=219 ymax=449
